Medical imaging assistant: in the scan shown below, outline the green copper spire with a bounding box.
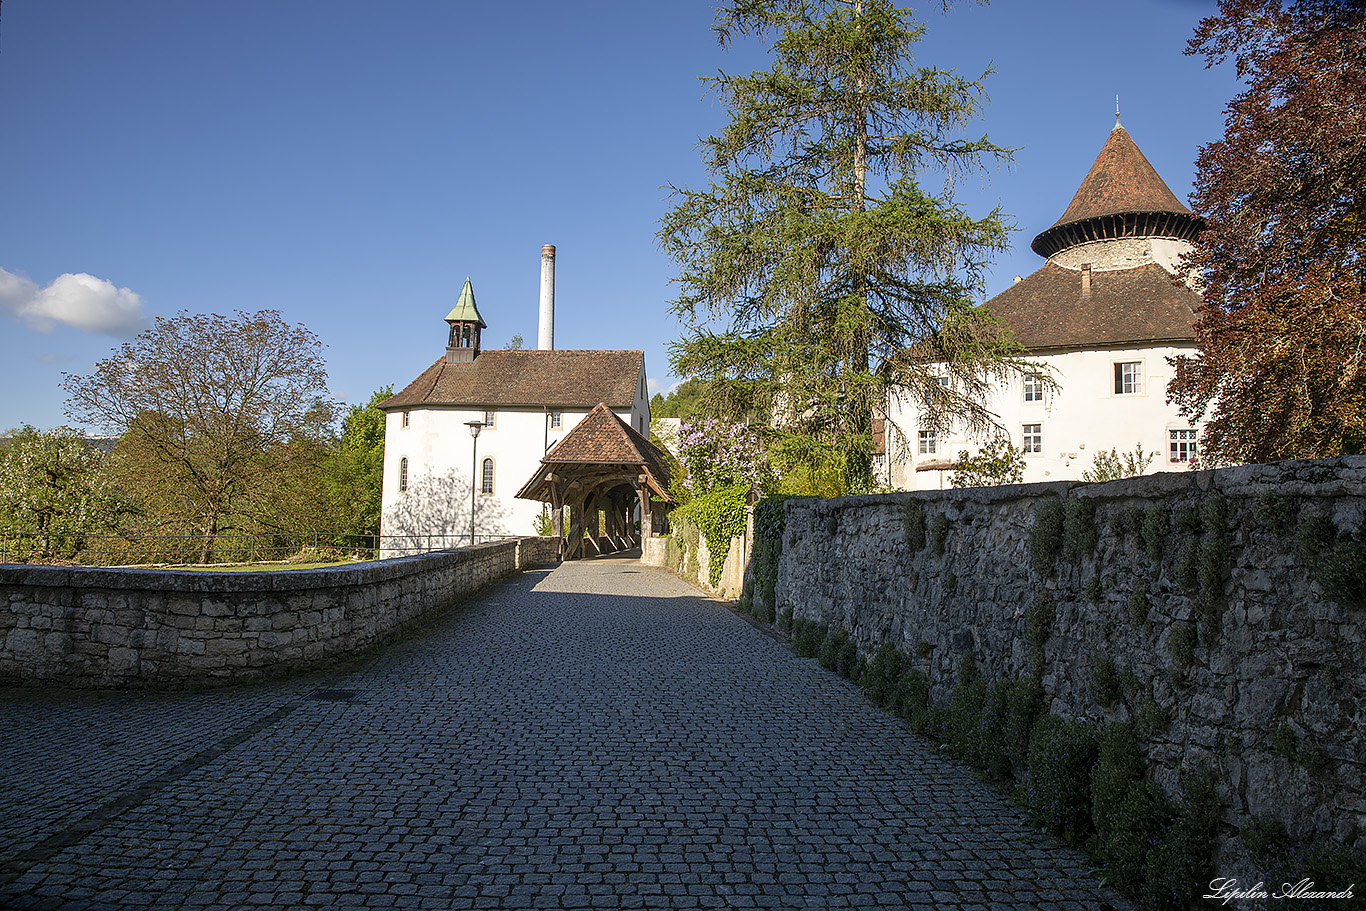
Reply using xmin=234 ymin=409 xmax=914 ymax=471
xmin=444 ymin=277 xmax=486 ymax=327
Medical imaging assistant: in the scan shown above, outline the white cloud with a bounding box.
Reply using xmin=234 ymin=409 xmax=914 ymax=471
xmin=647 ymin=377 xmax=682 ymax=398
xmin=0 ymin=267 xmax=149 ymax=336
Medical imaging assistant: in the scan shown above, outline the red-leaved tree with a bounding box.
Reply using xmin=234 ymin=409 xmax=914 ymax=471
xmin=1169 ymin=0 xmax=1366 ymax=463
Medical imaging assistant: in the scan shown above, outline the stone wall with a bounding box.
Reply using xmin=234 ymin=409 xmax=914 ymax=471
xmin=766 ymin=457 xmax=1365 ymax=868
xmin=0 ymin=536 xmax=562 ymax=688
xmin=641 ymin=524 xmax=748 ymax=601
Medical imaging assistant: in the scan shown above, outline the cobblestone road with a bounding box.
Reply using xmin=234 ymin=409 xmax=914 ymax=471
xmin=1 ymin=555 xmax=1129 ymax=910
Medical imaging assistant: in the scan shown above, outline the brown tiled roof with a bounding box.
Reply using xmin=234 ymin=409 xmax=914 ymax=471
xmin=516 ymin=403 xmax=675 ymax=502
xmin=1031 ymin=123 xmax=1199 ymax=258
xmin=1052 ymin=124 xmax=1190 ymax=225
xmin=378 ymin=350 xmax=643 ymax=410
xmin=986 ymin=262 xmax=1198 ymax=351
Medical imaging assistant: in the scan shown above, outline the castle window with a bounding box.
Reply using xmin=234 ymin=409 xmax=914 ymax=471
xmin=480 ymin=458 xmax=495 ymax=494
xmin=1023 ymin=375 xmax=1045 ymax=403
xmin=1022 ymin=424 xmax=1043 ymax=453
xmin=399 ymin=457 xmax=409 ymax=492
xmin=1114 ymin=361 xmax=1143 ymax=395
xmin=1170 ymin=429 xmax=1198 ymax=463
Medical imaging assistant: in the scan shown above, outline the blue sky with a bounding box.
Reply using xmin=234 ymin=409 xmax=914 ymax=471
xmin=0 ymin=0 xmax=1243 ymax=432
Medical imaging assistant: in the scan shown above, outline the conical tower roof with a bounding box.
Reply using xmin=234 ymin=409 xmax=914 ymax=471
xmin=443 ymin=277 xmax=486 ymax=327
xmin=1031 ymin=120 xmax=1201 ymax=259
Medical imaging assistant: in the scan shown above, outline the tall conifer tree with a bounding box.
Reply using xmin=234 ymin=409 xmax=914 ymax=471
xmin=660 ymin=0 xmax=1028 ymax=490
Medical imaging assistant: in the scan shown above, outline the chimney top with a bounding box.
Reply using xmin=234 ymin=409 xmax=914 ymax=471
xmin=542 ymin=244 xmax=555 ymax=256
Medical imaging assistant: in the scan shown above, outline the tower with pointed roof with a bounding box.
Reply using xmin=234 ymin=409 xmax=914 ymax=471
xmin=444 ymin=277 xmax=486 ymax=364
xmin=885 ymin=119 xmax=1205 ymax=489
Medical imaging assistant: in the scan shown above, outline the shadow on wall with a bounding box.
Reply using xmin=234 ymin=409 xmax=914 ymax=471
xmin=382 ymin=467 xmax=514 ymax=544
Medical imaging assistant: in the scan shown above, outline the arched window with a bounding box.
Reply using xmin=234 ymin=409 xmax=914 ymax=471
xmin=399 ymin=457 xmax=409 ymax=492
xmin=480 ymin=458 xmax=494 ymax=495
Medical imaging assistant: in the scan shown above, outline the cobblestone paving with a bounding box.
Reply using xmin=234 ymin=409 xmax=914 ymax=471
xmin=1 ymin=555 xmax=1130 ymax=910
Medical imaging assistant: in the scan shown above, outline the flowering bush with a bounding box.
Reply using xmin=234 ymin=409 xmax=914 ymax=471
xmin=676 ymin=417 xmax=771 ymax=496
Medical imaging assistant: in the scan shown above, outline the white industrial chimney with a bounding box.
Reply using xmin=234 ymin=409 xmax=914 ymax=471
xmin=538 ymin=244 xmax=555 ymax=350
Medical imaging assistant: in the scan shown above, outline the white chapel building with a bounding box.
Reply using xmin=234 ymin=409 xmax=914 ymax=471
xmin=377 ymin=248 xmax=651 ymax=546
xmin=886 ymin=119 xmax=1205 ymax=489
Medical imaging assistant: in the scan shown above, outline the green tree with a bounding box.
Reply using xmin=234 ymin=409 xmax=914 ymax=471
xmin=1170 ymin=0 xmax=1366 ymax=462
xmin=0 ymin=426 xmax=129 ymax=557
xmin=1082 ymin=444 xmax=1155 ymax=483
xmin=950 ymin=436 xmax=1025 ymax=488
xmin=650 ymin=378 xmax=707 ymax=420
xmin=64 ymin=310 xmax=338 ymax=562
xmin=660 ymin=0 xmax=1028 ymax=492
xmin=323 ymin=386 xmax=391 ymax=538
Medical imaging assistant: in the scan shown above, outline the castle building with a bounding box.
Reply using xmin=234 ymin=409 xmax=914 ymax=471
xmin=886 ymin=119 xmax=1205 ymax=489
xmin=377 ymin=252 xmax=650 ymax=547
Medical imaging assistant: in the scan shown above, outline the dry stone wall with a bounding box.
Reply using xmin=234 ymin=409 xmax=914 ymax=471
xmin=0 ymin=537 xmax=561 ymax=688
xmin=769 ymin=457 xmax=1365 ymax=866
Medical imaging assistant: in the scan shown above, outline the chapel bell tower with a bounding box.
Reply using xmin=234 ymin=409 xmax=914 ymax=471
xmin=444 ymin=277 xmax=487 ymax=365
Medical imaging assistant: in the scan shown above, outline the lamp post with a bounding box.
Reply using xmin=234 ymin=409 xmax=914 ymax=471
xmin=466 ymin=420 xmax=483 ymax=546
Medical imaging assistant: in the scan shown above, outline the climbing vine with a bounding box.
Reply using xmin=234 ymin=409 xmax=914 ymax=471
xmin=670 ymin=485 xmax=747 ymax=587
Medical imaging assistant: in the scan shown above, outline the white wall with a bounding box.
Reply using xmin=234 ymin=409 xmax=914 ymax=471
xmin=887 ymin=343 xmax=1202 ymax=490
xmin=381 ymin=396 xmax=649 ymax=541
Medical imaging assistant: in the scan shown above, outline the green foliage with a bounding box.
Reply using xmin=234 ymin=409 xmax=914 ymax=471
xmin=1176 ymin=505 xmax=1203 ymax=536
xmin=1089 ymin=723 xmax=1170 ymax=893
xmin=1127 ymin=581 xmax=1150 ymax=626
xmin=1294 ymin=512 xmax=1366 ymax=609
xmin=322 ymin=387 xmax=391 ymax=537
xmin=1063 ymin=498 xmax=1098 ymax=558
xmin=660 ymin=0 xmax=1024 ymax=489
xmin=1025 ymin=715 xmax=1099 ymax=844
xmin=862 ymin=644 xmax=905 ymax=709
xmin=1090 ymin=653 xmax=1120 ymax=708
xmin=1026 ymin=594 xmax=1055 ymax=650
xmin=1029 ymin=498 xmax=1065 ymax=574
xmin=1082 ymin=444 xmax=1155 ymax=483
xmin=1169 ymin=622 xmax=1197 ymax=668
xmin=946 ymin=665 xmax=987 ymax=766
xmin=671 ymin=485 xmax=747 ymax=586
xmin=649 ymin=378 xmax=707 ymax=420
xmin=914 ymin=640 xmax=934 ymax=659
xmin=1136 ymin=696 xmax=1170 ymax=739
xmin=1261 ymin=840 xmax=1366 ymax=911
xmin=1084 ymin=573 xmax=1102 ymax=602
xmin=792 ymin=618 xmax=828 ymax=658
xmin=751 ymin=496 xmax=790 ymax=619
xmin=891 ymin=668 xmax=933 ymax=732
xmin=949 ymin=437 xmax=1026 ymax=489
xmin=1240 ymin=815 xmax=1290 ymax=865
xmin=1256 ymin=492 xmax=1299 ymax=535
xmin=1271 ymin=724 xmax=1300 ymax=760
xmin=818 ymin=627 xmax=849 ymax=671
xmin=0 ymin=425 xmax=130 ymax=557
xmin=1142 ymin=769 xmax=1219 ymax=911
xmin=837 ymin=639 xmax=860 ymax=679
xmin=1296 ymin=513 xmax=1337 ymax=562
xmin=901 ymin=499 xmax=926 ymax=552
xmin=1175 ymin=539 xmax=1200 ymax=593
xmin=930 ymin=513 xmax=950 ymax=556
xmin=776 ymin=608 xmax=793 ymax=636
xmin=1197 ymin=491 xmax=1230 ymax=611
xmin=1141 ymin=506 xmax=1168 ymax=562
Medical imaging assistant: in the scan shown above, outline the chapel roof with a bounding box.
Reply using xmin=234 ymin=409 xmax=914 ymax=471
xmin=378 ymin=349 xmax=644 ymax=410
xmin=516 ymin=403 xmax=676 ymax=503
xmin=1031 ymin=121 xmax=1201 ymax=258
xmin=443 ymin=277 xmax=487 ymax=327
xmin=985 ymin=261 xmax=1199 ymax=351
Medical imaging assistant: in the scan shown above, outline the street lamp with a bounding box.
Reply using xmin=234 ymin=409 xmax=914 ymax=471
xmin=466 ymin=420 xmax=483 ymax=546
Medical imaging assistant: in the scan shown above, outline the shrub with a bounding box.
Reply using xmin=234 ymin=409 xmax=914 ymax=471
xmin=1296 ymin=513 xmax=1337 ymax=563
xmin=1090 ymin=723 xmax=1169 ymax=893
xmin=836 ymin=638 xmax=860 ymax=679
xmin=862 ymin=644 xmax=905 ymax=709
xmin=1240 ymin=815 xmax=1289 ymax=865
xmin=1198 ymin=491 xmax=1230 ymax=611
xmin=1317 ymin=541 xmax=1366 ymax=610
xmin=1261 ymin=841 xmax=1366 ymax=911
xmin=1271 ymin=724 xmax=1300 ymax=761
xmin=751 ymin=496 xmax=790 ymax=619
xmin=1026 ymin=594 xmax=1055 ymax=650
xmin=1141 ymin=506 xmax=1168 ymax=562
xmin=819 ymin=628 xmax=849 ymax=671
xmin=1063 ymin=498 xmax=1099 ymax=558
xmin=1084 ymin=573 xmax=1103 ymax=602
xmin=1091 ymin=653 xmax=1120 ymax=708
xmin=946 ymin=669 xmax=987 ymax=767
xmin=902 ymin=499 xmax=926 ymax=552
xmin=1176 ymin=505 xmax=1203 ymax=535
xmin=891 ymin=668 xmax=932 ymax=731
xmin=975 ymin=678 xmax=1023 ymax=781
xmin=930 ymin=513 xmax=950 ymax=556
xmin=1175 ymin=539 xmax=1199 ymax=593
xmin=1255 ymin=492 xmax=1299 ymax=535
xmin=1003 ymin=677 xmax=1045 ymax=775
xmin=1169 ymin=622 xmax=1197 ymax=667
xmin=1127 ymin=581 xmax=1150 ymax=626
xmin=1029 ymin=499 xmax=1065 ymax=574
xmin=1024 ymin=715 xmax=1099 ymax=844
xmin=1136 ymin=696 xmax=1169 ymax=738
xmin=1142 ymin=768 xmax=1219 ymax=911
xmin=914 ymin=640 xmax=933 ymax=659
xmin=776 ymin=608 xmax=793 ymax=636
xmin=793 ymin=619 xmax=828 ymax=658
xmin=1082 ymin=444 xmax=1155 ymax=483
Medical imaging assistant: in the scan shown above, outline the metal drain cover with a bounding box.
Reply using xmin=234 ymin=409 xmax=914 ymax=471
xmin=309 ymin=689 xmax=359 ymax=702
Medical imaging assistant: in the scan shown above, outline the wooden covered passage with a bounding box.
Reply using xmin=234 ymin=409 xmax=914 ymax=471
xmin=515 ymin=403 xmax=676 ymax=560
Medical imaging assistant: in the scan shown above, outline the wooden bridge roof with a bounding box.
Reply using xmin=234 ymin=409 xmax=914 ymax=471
xmin=515 ymin=403 xmax=676 ymax=504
